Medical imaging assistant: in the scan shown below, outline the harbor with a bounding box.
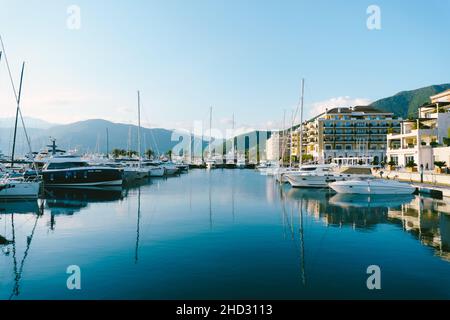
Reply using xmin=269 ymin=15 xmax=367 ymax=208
xmin=0 ymin=0 xmax=449 ymax=304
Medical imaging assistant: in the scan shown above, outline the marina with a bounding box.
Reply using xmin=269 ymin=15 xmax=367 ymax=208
xmin=0 ymin=0 xmax=449 ymax=305
xmin=0 ymin=169 xmax=449 ymax=299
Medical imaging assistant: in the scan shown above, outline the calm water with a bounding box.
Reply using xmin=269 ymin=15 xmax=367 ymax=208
xmin=0 ymin=169 xmax=449 ymax=300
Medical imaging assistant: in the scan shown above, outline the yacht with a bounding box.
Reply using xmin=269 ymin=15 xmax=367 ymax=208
xmin=142 ymin=161 xmax=166 ymax=177
xmin=121 ymin=161 xmax=148 ymax=179
xmin=236 ymin=157 xmax=246 ymax=169
xmin=257 ymin=161 xmax=279 ymax=175
xmin=42 ymin=156 xmax=123 ymax=187
xmin=329 ymin=178 xmax=416 ymax=195
xmin=161 ymin=161 xmax=180 ymax=175
xmin=284 ymin=165 xmax=374 ymax=188
xmin=0 ymin=176 xmax=40 ymax=200
xmin=205 ymin=158 xmax=216 ymax=170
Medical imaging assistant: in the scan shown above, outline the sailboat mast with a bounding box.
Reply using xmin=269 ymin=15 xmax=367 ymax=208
xmin=289 ymin=110 xmax=294 ymax=168
xmin=209 ymin=106 xmax=212 ymax=158
xmin=299 ymin=78 xmax=305 ymax=166
xmin=106 ymin=127 xmax=109 ymax=158
xmin=282 ymin=109 xmax=286 ymax=167
xmin=11 ymin=62 xmax=25 ymax=168
xmin=137 ymin=90 xmax=142 ymax=167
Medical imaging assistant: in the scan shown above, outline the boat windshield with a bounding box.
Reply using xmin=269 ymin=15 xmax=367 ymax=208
xmin=46 ymin=161 xmax=89 ymax=170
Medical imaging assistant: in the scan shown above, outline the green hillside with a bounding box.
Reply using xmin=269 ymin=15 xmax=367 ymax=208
xmin=370 ymin=84 xmax=450 ymax=118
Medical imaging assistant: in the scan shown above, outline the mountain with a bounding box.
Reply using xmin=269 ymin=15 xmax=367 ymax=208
xmin=0 ymin=119 xmax=205 ymax=156
xmin=0 ymin=116 xmax=56 ymax=129
xmin=370 ymin=83 xmax=450 ymax=118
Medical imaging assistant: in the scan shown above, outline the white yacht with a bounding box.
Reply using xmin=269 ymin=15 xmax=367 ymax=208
xmin=0 ymin=176 xmax=40 ymax=200
xmin=284 ymin=165 xmax=373 ymax=188
xmin=205 ymin=158 xmax=216 ymax=170
xmin=236 ymin=157 xmax=246 ymax=169
xmin=142 ymin=161 xmax=166 ymax=177
xmin=329 ymin=178 xmax=416 ymax=195
xmin=161 ymin=162 xmax=180 ymax=175
xmin=257 ymin=161 xmax=280 ymax=176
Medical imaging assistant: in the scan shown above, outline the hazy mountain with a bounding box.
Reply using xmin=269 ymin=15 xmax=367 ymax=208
xmin=0 ymin=116 xmax=56 ymax=129
xmin=370 ymin=83 xmax=450 ymax=118
xmin=0 ymin=119 xmax=206 ymax=156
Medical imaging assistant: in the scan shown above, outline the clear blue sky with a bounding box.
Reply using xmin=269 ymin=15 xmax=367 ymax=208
xmin=0 ymin=0 xmax=449 ymax=132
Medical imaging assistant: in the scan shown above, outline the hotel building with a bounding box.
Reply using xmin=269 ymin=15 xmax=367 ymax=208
xmin=386 ymin=90 xmax=450 ymax=169
xmin=299 ymin=106 xmax=400 ymax=164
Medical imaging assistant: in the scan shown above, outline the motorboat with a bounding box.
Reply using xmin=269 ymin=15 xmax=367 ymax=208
xmin=257 ymin=161 xmax=280 ymax=176
xmin=284 ymin=165 xmax=373 ymax=188
xmin=0 ymin=176 xmax=40 ymax=200
xmin=142 ymin=161 xmax=166 ymax=177
xmin=283 ymin=164 xmax=341 ymax=188
xmin=205 ymin=158 xmax=216 ymax=170
xmin=236 ymin=157 xmax=246 ymax=169
xmin=161 ymin=162 xmax=180 ymax=175
xmin=329 ymin=178 xmax=416 ymax=195
xmin=42 ymin=156 xmax=123 ymax=187
xmin=121 ymin=161 xmax=148 ymax=179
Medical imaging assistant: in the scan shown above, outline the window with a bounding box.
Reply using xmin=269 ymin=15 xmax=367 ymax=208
xmin=345 ymin=145 xmax=352 ymax=150
xmin=325 ymin=145 xmax=332 ymax=150
xmin=336 ymin=145 xmax=342 ymax=150
xmin=405 ymin=155 xmax=415 ymax=164
xmin=390 ymin=156 xmax=398 ymax=165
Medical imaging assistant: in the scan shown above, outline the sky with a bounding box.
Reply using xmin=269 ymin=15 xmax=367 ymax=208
xmin=0 ymin=0 xmax=449 ymax=134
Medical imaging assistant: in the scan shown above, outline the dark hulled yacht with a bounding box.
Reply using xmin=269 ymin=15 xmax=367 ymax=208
xmin=42 ymin=156 xmax=123 ymax=187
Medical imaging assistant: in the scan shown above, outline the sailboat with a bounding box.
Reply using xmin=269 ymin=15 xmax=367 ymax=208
xmin=121 ymin=91 xmax=149 ymax=180
xmin=0 ymin=52 xmax=40 ymax=200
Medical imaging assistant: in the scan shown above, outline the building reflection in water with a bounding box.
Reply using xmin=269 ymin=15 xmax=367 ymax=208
xmin=387 ymin=197 xmax=450 ymax=261
xmin=280 ymin=185 xmax=450 ymax=262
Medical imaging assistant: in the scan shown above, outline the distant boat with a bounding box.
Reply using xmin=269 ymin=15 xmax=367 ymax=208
xmin=236 ymin=157 xmax=246 ymax=169
xmin=329 ymin=178 xmax=416 ymax=195
xmin=205 ymin=158 xmax=216 ymax=170
xmin=161 ymin=161 xmax=180 ymax=175
xmin=141 ymin=161 xmax=165 ymax=177
xmin=42 ymin=156 xmax=123 ymax=187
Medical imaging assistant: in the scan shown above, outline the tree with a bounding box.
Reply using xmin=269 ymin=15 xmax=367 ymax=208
xmin=112 ymin=148 xmax=128 ymax=158
xmin=145 ymin=149 xmax=154 ymax=159
xmin=434 ymin=161 xmax=446 ymax=169
xmin=166 ymin=150 xmax=173 ymax=161
xmin=405 ymin=160 xmax=417 ymax=168
xmin=302 ymin=154 xmax=313 ymax=162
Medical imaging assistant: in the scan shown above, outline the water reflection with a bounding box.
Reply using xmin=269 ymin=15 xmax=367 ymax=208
xmin=387 ymin=197 xmax=450 ymax=261
xmin=0 ymin=205 xmax=43 ymax=300
xmin=0 ymin=170 xmax=449 ymax=300
xmin=281 ymin=186 xmax=450 ymax=262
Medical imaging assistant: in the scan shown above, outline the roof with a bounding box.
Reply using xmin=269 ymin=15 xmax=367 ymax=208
xmin=326 ymin=106 xmax=390 ymax=114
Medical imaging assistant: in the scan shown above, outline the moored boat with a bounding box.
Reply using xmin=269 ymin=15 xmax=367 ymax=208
xmin=0 ymin=176 xmax=40 ymax=200
xmin=42 ymin=156 xmax=123 ymax=187
xmin=329 ymin=178 xmax=416 ymax=195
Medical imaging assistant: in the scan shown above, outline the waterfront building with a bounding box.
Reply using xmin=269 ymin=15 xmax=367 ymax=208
xmin=299 ymin=106 xmax=399 ymax=164
xmin=387 ymin=90 xmax=450 ymax=169
xmin=266 ymin=132 xmax=287 ymax=162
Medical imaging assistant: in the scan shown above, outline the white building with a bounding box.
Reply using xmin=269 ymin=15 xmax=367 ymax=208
xmin=387 ymin=90 xmax=450 ymax=169
xmin=266 ymin=132 xmax=287 ymax=161
xmin=303 ymin=106 xmax=400 ymax=164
